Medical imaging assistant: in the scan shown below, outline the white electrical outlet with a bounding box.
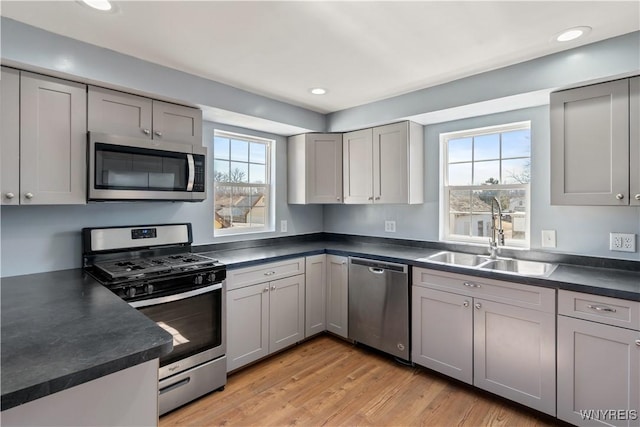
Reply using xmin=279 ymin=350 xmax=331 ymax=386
xmin=384 ymin=221 xmax=396 ymax=233
xmin=541 ymin=230 xmax=556 ymax=248
xmin=280 ymin=220 xmax=287 ymax=233
xmin=609 ymin=232 xmax=636 ymax=252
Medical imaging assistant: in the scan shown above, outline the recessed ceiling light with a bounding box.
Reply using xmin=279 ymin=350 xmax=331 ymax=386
xmin=310 ymin=88 xmax=327 ymax=95
xmin=555 ymin=26 xmax=591 ymax=42
xmin=80 ymin=0 xmax=113 ymax=11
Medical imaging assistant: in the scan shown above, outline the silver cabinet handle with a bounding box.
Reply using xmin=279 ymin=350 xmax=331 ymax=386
xmin=337 ymin=197 xmax=341 ymax=201
xmin=264 ymin=271 xmax=275 ymax=276
xmin=142 ymin=128 xmax=151 ymax=135
xmin=5 ymin=192 xmax=15 ymax=199
xmin=635 ymin=194 xmax=640 ymax=201
xmin=474 ymin=302 xmax=481 ymax=310
xmin=24 ymin=192 xmax=34 ymax=199
xmin=587 ymin=304 xmax=616 ymax=313
xmin=154 ymin=131 xmax=163 ymax=137
xmin=368 ymin=196 xmax=373 ymax=201
xmin=375 ymin=196 xmax=380 ymax=200
xmin=271 ymin=285 xmax=276 ymax=291
xmin=463 ymin=282 xmax=480 ymax=288
xmin=616 ymin=193 xmax=624 ymax=200
xmin=635 ymin=340 xmax=640 ymax=346
xmin=463 ymin=301 xmax=469 ymax=307
xmin=263 ymin=287 xmax=269 ymax=293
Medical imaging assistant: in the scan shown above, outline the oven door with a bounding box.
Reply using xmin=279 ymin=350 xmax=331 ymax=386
xmin=130 ymin=282 xmax=225 ymax=380
xmin=88 ymin=132 xmax=206 ymax=201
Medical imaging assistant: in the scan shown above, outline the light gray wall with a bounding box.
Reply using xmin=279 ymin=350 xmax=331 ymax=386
xmin=323 ymin=107 xmax=640 ymax=261
xmin=0 ymin=121 xmax=323 ymax=277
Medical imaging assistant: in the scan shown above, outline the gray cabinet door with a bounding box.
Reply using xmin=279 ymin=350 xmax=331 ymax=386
xmin=474 ymin=298 xmax=556 ymax=416
xmin=373 ymin=122 xmax=408 ymax=204
xmin=326 ymin=255 xmax=348 ymax=338
xmin=550 ymin=79 xmax=630 ymax=205
xmin=307 ymin=134 xmax=343 ymax=204
xmin=152 ymin=100 xmax=202 ymax=146
xmin=88 ymin=86 xmax=153 ymax=139
xmin=343 ymin=128 xmax=373 ymax=204
xmin=558 ymin=315 xmax=640 ymax=427
xmin=1 ymin=67 xmax=20 ymax=205
xmin=630 ymin=77 xmax=640 ymax=206
xmin=226 ymin=282 xmax=269 ymax=372
xmin=305 ymin=255 xmax=326 ymax=337
xmin=269 ymin=274 xmax=305 ymax=353
xmin=20 ymin=72 xmax=86 ymax=205
xmin=411 ymin=286 xmax=473 ymax=384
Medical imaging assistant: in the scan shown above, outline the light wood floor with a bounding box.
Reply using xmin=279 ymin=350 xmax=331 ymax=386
xmin=160 ymin=335 xmax=560 ymax=427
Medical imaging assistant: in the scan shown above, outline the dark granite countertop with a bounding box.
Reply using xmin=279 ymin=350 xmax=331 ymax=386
xmin=1 ymin=269 xmax=173 ymax=411
xmin=198 ymin=237 xmax=639 ymax=301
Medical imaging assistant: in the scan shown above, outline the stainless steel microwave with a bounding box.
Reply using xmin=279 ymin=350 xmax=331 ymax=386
xmin=88 ymin=132 xmax=206 ymax=202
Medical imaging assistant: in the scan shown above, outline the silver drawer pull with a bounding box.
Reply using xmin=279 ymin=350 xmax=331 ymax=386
xmin=264 ymin=271 xmax=275 ymax=276
xmin=635 ymin=340 xmax=640 ymax=346
xmin=587 ymin=304 xmax=617 ymax=313
xmin=463 ymin=301 xmax=469 ymax=307
xmin=463 ymin=282 xmax=480 ymax=288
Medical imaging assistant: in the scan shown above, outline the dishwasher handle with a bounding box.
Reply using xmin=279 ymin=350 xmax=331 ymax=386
xmin=350 ymin=257 xmax=407 ymax=273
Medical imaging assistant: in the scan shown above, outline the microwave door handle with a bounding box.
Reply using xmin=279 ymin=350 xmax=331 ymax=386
xmin=186 ymin=154 xmax=195 ymax=191
xmin=129 ymin=282 xmax=222 ymax=308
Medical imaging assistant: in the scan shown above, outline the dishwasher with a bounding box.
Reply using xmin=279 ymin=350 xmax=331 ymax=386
xmin=348 ymin=257 xmax=410 ymax=361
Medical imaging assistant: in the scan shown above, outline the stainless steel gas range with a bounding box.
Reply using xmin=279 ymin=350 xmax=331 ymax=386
xmin=83 ymin=223 xmax=226 ymax=415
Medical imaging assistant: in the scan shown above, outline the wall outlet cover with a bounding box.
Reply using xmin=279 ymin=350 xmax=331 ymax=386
xmin=541 ymin=230 xmax=556 ymax=248
xmin=609 ymin=232 xmax=636 ymax=252
xmin=280 ymin=220 xmax=287 ymax=233
xmin=384 ymin=221 xmax=396 ymax=233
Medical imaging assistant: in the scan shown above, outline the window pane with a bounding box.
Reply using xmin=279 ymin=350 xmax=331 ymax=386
xmin=474 ymin=160 xmax=500 ymax=185
xmin=229 ymin=162 xmax=249 ymax=183
xmin=248 ymin=190 xmax=266 ymax=226
xmin=502 ymin=158 xmax=531 ymax=184
xmin=249 ymin=163 xmax=266 ymax=184
xmin=448 ymin=137 xmax=472 ymax=163
xmin=448 ymin=162 xmax=472 ymax=186
xmin=213 ymin=160 xmax=230 ymax=182
xmin=502 ymin=129 xmax=531 ymax=159
xmin=230 ymin=139 xmax=248 ymax=162
xmin=471 ymin=190 xmax=494 ymax=238
xmin=449 ymin=190 xmax=471 ymax=236
xmin=214 ymin=136 xmax=230 ymax=160
xmin=250 ymin=142 xmax=267 ymax=164
xmin=501 ymin=188 xmax=528 ymax=241
xmin=474 ymin=133 xmax=500 ymax=161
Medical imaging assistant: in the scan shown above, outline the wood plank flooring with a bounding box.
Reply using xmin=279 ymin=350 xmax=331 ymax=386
xmin=160 ymin=335 xmax=559 ymax=427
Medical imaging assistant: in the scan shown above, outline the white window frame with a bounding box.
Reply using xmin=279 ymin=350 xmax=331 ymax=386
xmin=439 ymin=121 xmax=531 ymax=249
xmin=213 ymin=130 xmax=274 ymax=237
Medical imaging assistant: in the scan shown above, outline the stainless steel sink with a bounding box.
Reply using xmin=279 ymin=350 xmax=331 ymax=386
xmin=480 ymin=258 xmax=557 ymax=277
xmin=418 ymin=251 xmax=489 ymax=267
xmin=417 ymin=250 xmax=557 ymax=277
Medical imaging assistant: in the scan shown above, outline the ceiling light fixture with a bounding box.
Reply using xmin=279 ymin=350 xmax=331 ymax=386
xmin=81 ymin=0 xmax=113 ymax=11
xmin=555 ymin=26 xmax=591 ymax=42
xmin=310 ymin=88 xmax=327 ymax=95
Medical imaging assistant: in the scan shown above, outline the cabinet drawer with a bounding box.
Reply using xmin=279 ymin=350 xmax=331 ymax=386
xmin=558 ymin=290 xmax=640 ymax=330
xmin=413 ymin=267 xmax=555 ymax=313
xmin=227 ymin=258 xmax=305 ymax=291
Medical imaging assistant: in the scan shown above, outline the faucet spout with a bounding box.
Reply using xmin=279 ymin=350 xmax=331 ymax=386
xmin=489 ymin=197 xmax=504 ymax=259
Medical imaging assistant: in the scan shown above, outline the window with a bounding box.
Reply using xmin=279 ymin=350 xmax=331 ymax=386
xmin=441 ymin=121 xmax=531 ymax=247
xmin=213 ymin=131 xmax=273 ymax=235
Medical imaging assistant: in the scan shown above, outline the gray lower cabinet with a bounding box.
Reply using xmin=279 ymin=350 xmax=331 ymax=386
xmin=305 ymin=255 xmax=326 ymax=337
xmin=557 ymin=290 xmax=640 ymax=427
xmin=226 ymin=274 xmax=305 ymax=372
xmin=88 ymin=85 xmax=202 ymax=145
xmin=1 ymin=68 xmax=87 ymax=205
xmin=326 ymin=255 xmax=348 ymax=338
xmin=631 ymin=76 xmax=640 ymax=206
xmin=412 ymin=267 xmax=556 ymax=416
xmin=550 ymin=77 xmax=637 ymax=205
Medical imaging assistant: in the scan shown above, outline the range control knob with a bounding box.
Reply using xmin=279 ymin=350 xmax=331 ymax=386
xmin=126 ymin=287 xmax=136 ymax=299
xmin=194 ymin=275 xmax=204 ymax=285
xmin=208 ymin=272 xmax=217 ymax=283
xmin=145 ymin=284 xmax=154 ymax=294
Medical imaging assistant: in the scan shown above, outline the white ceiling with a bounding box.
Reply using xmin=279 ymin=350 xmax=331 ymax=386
xmin=2 ymin=1 xmax=639 ymax=114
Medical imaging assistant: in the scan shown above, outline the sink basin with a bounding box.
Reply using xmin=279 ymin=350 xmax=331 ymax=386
xmin=480 ymin=259 xmax=557 ymax=277
xmin=419 ymin=251 xmax=489 ymax=267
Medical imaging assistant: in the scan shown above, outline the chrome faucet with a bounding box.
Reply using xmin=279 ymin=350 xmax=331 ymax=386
xmin=489 ymin=196 xmax=505 ymax=259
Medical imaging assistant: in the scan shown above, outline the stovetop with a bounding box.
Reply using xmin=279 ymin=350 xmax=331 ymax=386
xmin=94 ymin=252 xmax=220 ymax=280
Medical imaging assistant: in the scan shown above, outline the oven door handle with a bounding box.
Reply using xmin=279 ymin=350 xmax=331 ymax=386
xmin=129 ymin=282 xmax=222 ymax=308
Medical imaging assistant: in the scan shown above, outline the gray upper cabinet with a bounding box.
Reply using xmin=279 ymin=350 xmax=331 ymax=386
xmin=343 ymin=121 xmax=423 ymax=204
xmin=1 ymin=67 xmax=20 ymax=206
xmin=288 ymin=133 xmax=343 ymax=204
xmin=550 ymin=79 xmax=632 ymax=205
xmin=2 ymin=70 xmax=87 ymax=205
xmin=88 ymin=86 xmax=202 ymax=146
xmin=630 ymin=77 xmax=640 ymax=206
